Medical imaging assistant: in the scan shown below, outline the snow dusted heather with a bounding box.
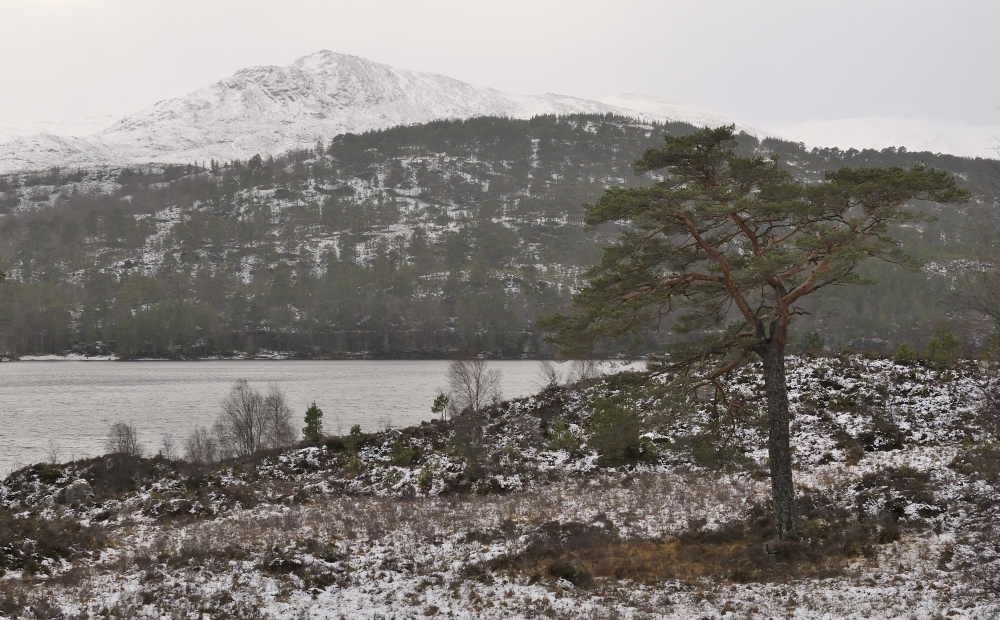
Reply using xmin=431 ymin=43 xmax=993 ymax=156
xmin=0 ymin=355 xmax=998 ymax=618
xmin=21 ymin=482 xmax=978 ymax=619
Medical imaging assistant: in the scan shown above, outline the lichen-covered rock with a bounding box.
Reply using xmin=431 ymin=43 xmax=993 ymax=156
xmin=42 ymin=478 xmax=93 ymax=507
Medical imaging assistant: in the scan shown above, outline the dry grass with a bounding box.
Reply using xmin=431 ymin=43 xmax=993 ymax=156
xmin=483 ymin=497 xmax=898 ymax=588
xmin=0 ymin=466 xmax=987 ymax=618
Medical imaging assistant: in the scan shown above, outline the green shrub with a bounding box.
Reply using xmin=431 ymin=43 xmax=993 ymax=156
xmin=548 ymin=420 xmax=578 ymax=451
xmin=343 ymin=455 xmax=363 ymax=474
xmin=418 ymin=463 xmax=435 ymax=490
xmin=587 ymin=398 xmax=642 ymax=466
xmin=390 ymin=440 xmax=418 ymax=466
xmin=37 ymin=464 xmax=63 ymax=484
xmin=345 ymin=424 xmax=373 ymax=452
xmin=892 ymin=342 xmax=917 ymax=365
xmin=803 ymin=331 xmax=825 ymax=354
xmin=924 ymin=326 xmax=959 ymax=366
xmin=690 ymin=438 xmax=752 ymax=470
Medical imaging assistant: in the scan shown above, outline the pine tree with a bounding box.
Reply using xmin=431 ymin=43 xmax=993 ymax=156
xmin=302 ymin=402 xmax=324 ymax=445
xmin=543 ymin=125 xmax=968 ymax=539
xmin=803 ymin=331 xmax=825 ymax=354
xmin=431 ymin=391 xmax=450 ymax=420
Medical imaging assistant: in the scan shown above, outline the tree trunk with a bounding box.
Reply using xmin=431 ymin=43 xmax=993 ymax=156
xmin=759 ymin=341 xmax=797 ymax=539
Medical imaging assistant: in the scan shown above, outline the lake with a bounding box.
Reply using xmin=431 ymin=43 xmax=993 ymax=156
xmin=0 ymin=360 xmax=637 ymax=476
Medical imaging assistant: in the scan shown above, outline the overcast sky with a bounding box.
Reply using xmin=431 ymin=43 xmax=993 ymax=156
xmin=2 ymin=0 xmax=997 ymax=129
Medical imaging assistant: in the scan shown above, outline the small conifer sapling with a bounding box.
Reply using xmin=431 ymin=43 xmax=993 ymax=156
xmin=303 ymin=402 xmax=324 ymax=445
xmin=925 ymin=326 xmax=959 ymax=367
xmin=431 ymin=391 xmax=450 ymax=420
xmin=893 ymin=342 xmax=917 ymax=365
xmin=803 ymin=331 xmax=825 ymax=355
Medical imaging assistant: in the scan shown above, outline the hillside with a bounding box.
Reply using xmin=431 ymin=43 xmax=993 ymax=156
xmin=0 ymin=114 xmax=995 ymax=359
xmin=0 ymin=355 xmax=998 ymax=617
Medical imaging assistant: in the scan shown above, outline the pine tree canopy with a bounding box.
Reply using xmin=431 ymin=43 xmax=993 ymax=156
xmin=546 ymin=125 xmax=968 ymax=374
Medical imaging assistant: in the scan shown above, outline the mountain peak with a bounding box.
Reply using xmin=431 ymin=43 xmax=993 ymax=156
xmin=0 ymin=52 xmax=742 ymax=173
xmin=292 ymin=49 xmax=375 ymax=71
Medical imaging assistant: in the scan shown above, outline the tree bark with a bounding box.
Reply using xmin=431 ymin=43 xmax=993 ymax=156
xmin=759 ymin=341 xmax=797 ymax=539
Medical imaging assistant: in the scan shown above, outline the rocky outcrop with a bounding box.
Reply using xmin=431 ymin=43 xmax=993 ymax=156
xmin=42 ymin=479 xmax=94 ymax=507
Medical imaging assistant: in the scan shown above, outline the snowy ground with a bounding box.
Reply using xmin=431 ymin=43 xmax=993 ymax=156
xmin=8 ymin=480 xmax=985 ymax=619
xmin=1 ymin=355 xmax=998 ymax=618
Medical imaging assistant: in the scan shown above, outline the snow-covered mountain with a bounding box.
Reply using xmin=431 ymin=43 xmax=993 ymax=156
xmin=600 ymin=93 xmax=759 ymax=137
xmin=766 ymin=117 xmax=1000 ymax=159
xmin=0 ymin=52 xmax=766 ymax=173
xmin=4 ymin=51 xmax=988 ymax=173
xmin=0 ymin=115 xmax=117 ymax=145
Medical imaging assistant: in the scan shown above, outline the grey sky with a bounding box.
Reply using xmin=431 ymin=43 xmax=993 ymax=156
xmin=2 ymin=0 xmax=997 ymax=128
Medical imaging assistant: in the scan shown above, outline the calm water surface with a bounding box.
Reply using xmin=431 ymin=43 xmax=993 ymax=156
xmin=0 ymin=360 xmax=632 ymax=476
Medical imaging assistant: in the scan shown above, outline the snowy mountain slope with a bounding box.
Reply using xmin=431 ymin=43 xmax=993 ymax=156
xmin=3 ymin=51 xmax=989 ymax=173
xmin=0 ymin=52 xmax=757 ymax=173
xmin=600 ymin=93 xmax=766 ymax=138
xmin=605 ymin=95 xmax=999 ymax=159
xmin=766 ymin=116 xmax=1000 ymax=159
xmin=0 ymin=115 xmax=116 ymax=145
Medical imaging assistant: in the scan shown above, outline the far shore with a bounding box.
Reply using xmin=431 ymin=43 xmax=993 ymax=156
xmin=4 ymin=353 xmax=641 ymax=363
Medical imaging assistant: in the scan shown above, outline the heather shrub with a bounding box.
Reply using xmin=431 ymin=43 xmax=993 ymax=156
xmin=390 ymin=439 xmax=418 ymax=466
xmin=0 ymin=512 xmax=106 ymax=576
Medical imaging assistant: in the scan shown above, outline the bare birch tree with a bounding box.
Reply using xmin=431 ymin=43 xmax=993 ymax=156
xmin=214 ymin=379 xmax=296 ymax=458
xmin=447 ymin=358 xmax=502 ymax=416
xmin=447 ymin=357 xmax=503 ymax=476
xmin=184 ymin=425 xmax=219 ymax=466
xmin=216 ymin=379 xmax=267 ymax=458
xmin=263 ymin=382 xmax=296 ymax=449
xmin=106 ymin=421 xmax=143 ymax=458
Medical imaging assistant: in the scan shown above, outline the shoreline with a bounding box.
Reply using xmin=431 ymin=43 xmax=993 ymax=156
xmin=4 ymin=353 xmax=640 ymax=363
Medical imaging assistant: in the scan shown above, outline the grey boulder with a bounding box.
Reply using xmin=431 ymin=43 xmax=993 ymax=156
xmin=42 ymin=478 xmax=94 ymax=507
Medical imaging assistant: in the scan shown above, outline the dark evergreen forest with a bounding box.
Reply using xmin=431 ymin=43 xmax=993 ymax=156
xmin=0 ymin=114 xmax=994 ymax=358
